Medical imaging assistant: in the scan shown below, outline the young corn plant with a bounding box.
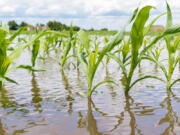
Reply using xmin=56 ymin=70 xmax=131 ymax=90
xmin=179 ymin=45 xmax=180 ymax=68
xmin=42 ymin=34 xmax=62 ymax=56
xmin=17 ymin=39 xmax=43 ymax=72
xmin=0 ymin=25 xmax=65 ymax=88
xmin=77 ymin=8 xmax=139 ymax=97
xmin=17 ymin=29 xmax=47 ymax=71
xmin=108 ymin=5 xmax=180 ymax=94
xmin=60 ymin=24 xmax=77 ymax=68
xmin=0 ymin=24 xmax=30 ymax=88
xmin=143 ymin=3 xmax=180 ymax=90
xmin=19 ymin=30 xmax=68 ymax=71
xmin=121 ymin=40 xmax=131 ymax=64
xmin=164 ymin=3 xmax=180 ymax=89
xmin=148 ymin=42 xmax=165 ymax=61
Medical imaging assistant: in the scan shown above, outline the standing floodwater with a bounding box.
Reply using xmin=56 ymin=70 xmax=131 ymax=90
xmin=0 ymin=45 xmax=180 ymax=135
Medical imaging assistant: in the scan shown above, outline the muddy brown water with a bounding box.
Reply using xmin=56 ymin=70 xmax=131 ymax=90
xmin=0 ymin=47 xmax=180 ymax=135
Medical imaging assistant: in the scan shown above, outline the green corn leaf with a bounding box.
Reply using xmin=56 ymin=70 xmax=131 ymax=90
xmin=142 ymin=55 xmax=168 ymax=79
xmin=129 ymin=7 xmax=139 ymax=23
xmin=166 ymin=2 xmax=172 ymax=29
xmin=122 ymin=40 xmax=130 ymax=63
xmin=144 ymin=12 xmax=166 ymax=35
xmin=0 ymin=76 xmax=4 ymax=82
xmin=76 ymin=7 xmax=139 ymax=96
xmin=130 ymin=75 xmax=165 ymax=89
xmin=174 ymin=35 xmax=180 ymax=51
xmin=172 ymin=55 xmax=180 ymax=72
xmin=130 ymin=6 xmax=153 ymax=56
xmin=69 ymin=23 xmax=74 ymax=38
xmin=78 ymin=30 xmax=90 ymax=51
xmin=8 ymin=44 xmax=24 ymax=63
xmin=107 ymin=53 xmax=127 ymax=79
xmin=92 ymin=27 xmax=126 ymax=82
xmin=61 ymin=29 xmax=74 ymax=67
xmin=124 ymin=55 xmax=131 ymax=63
xmin=32 ymin=40 xmax=40 ymax=67
xmin=0 ymin=75 xmax=18 ymax=84
xmin=78 ymin=52 xmax=89 ymax=77
xmin=17 ymin=65 xmax=45 ymax=72
xmin=170 ymin=79 xmax=180 ymax=88
xmin=90 ymin=80 xmax=118 ymax=96
xmin=8 ymin=26 xmax=29 ymax=42
xmin=140 ymin=23 xmax=180 ymax=59
xmin=124 ymin=6 xmax=154 ymax=93
xmin=0 ymin=24 xmax=9 ymax=33
xmin=4 ymin=76 xmax=18 ymax=84
xmin=61 ymin=55 xmax=76 ymax=66
xmin=0 ymin=27 xmax=8 ymax=43
xmin=163 ymin=24 xmax=180 ymax=35
xmin=90 ymin=7 xmax=139 ymax=85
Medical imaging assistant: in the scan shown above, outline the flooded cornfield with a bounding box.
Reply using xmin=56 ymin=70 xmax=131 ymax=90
xmin=1 ymin=2 xmax=180 ymax=135
xmin=0 ymin=46 xmax=180 ymax=135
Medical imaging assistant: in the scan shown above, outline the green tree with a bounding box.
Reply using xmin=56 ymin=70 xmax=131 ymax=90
xmin=47 ymin=21 xmax=62 ymax=31
xmin=8 ymin=20 xmax=19 ymax=30
xmin=47 ymin=21 xmax=77 ymax=31
xmin=73 ymin=26 xmax=80 ymax=31
xmin=20 ymin=21 xmax=29 ymax=27
xmin=89 ymin=28 xmax=94 ymax=31
xmin=100 ymin=28 xmax=108 ymax=31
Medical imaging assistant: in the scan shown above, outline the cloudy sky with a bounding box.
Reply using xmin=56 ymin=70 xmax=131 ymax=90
xmin=0 ymin=0 xmax=180 ymax=30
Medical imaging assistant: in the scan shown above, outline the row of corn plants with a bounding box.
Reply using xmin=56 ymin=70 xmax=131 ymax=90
xmin=0 ymin=2 xmax=180 ymax=98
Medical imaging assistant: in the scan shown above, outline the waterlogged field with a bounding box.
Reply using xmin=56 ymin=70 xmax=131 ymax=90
xmin=0 ymin=2 xmax=180 ymax=135
xmin=0 ymin=43 xmax=180 ymax=135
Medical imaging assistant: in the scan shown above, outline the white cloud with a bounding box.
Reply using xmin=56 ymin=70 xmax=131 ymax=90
xmin=1 ymin=6 xmax=15 ymax=13
xmin=0 ymin=0 xmax=180 ymax=29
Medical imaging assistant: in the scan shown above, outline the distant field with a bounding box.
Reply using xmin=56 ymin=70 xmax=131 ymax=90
xmin=10 ymin=30 xmax=165 ymax=36
xmin=10 ymin=30 xmax=117 ymax=36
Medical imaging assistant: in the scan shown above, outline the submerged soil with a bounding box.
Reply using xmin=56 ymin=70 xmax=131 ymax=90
xmin=0 ymin=47 xmax=180 ymax=135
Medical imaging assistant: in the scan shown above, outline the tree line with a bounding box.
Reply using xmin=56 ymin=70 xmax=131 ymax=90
xmin=7 ymin=20 xmax=109 ymax=31
xmin=7 ymin=20 xmax=81 ymax=31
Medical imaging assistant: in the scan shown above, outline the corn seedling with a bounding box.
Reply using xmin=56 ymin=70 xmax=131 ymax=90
xmin=108 ymin=5 xmax=180 ymax=94
xmin=143 ymin=3 xmax=180 ymax=90
xmin=77 ymin=8 xmax=139 ymax=96
xmin=60 ymin=24 xmax=77 ymax=68
xmin=0 ymin=25 xmax=66 ymax=88
xmin=0 ymin=25 xmax=31 ymax=88
xmin=148 ymin=42 xmax=165 ymax=61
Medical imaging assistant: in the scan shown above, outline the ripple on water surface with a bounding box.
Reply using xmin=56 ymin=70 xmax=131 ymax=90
xmin=0 ymin=47 xmax=180 ymax=135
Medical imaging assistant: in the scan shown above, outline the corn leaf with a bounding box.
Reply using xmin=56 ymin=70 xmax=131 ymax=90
xmin=91 ymin=80 xmax=118 ymax=96
xmin=32 ymin=40 xmax=40 ymax=67
xmin=130 ymin=75 xmax=165 ymax=89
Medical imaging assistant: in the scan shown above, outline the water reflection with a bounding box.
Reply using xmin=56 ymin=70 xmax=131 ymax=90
xmin=138 ymin=64 xmax=144 ymax=78
xmin=0 ymin=120 xmax=6 ymax=135
xmin=158 ymin=90 xmax=180 ymax=135
xmin=31 ymin=72 xmax=43 ymax=112
xmin=0 ymin=87 xmax=17 ymax=112
xmin=125 ymin=94 xmax=143 ymax=135
xmin=109 ymin=94 xmax=144 ymax=135
xmin=108 ymin=91 xmax=158 ymax=134
xmin=87 ymin=97 xmax=105 ymax=135
xmin=0 ymin=66 xmax=179 ymax=134
xmin=76 ymin=68 xmax=85 ymax=90
xmin=120 ymin=75 xmax=127 ymax=89
xmin=61 ymin=69 xmax=74 ymax=114
xmin=105 ymin=67 xmax=117 ymax=98
xmin=77 ymin=97 xmax=106 ymax=135
xmin=154 ymin=64 xmax=159 ymax=73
